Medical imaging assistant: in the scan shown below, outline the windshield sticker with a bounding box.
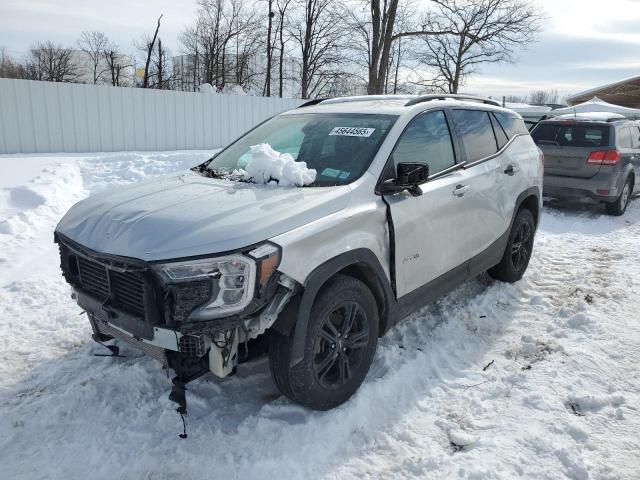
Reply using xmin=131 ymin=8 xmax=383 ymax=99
xmin=322 ymin=167 xmax=341 ymax=178
xmin=329 ymin=127 xmax=375 ymax=137
xmin=338 ymin=171 xmax=350 ymax=180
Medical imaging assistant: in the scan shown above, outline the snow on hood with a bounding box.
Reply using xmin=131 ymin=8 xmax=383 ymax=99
xmin=241 ymin=143 xmax=316 ymax=187
xmin=55 ymin=171 xmax=349 ymax=261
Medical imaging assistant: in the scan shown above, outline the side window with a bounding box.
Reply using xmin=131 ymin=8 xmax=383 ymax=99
xmin=618 ymin=128 xmax=633 ymax=148
xmin=494 ymin=112 xmax=529 ymax=138
xmin=632 ymin=127 xmax=640 ymax=149
xmin=451 ymin=109 xmax=498 ymax=162
xmin=490 ymin=113 xmax=509 ymax=149
xmin=392 ymin=110 xmax=456 ymax=176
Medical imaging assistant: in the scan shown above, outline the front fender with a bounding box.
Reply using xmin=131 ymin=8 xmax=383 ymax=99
xmin=286 ymin=249 xmax=393 ymax=367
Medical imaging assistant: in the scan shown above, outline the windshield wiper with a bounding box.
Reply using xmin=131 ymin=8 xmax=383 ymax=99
xmin=191 ymin=165 xmax=228 ymax=179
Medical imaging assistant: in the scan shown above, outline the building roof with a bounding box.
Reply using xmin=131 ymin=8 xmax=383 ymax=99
xmin=567 ymin=75 xmax=640 ymax=108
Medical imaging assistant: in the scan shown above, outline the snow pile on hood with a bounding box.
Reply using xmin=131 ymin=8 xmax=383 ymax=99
xmin=241 ymin=143 xmax=316 ymax=187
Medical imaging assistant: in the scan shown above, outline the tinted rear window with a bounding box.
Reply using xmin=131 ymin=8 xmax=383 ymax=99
xmin=451 ymin=109 xmax=498 ymax=162
xmin=531 ymin=123 xmax=611 ymax=147
xmin=494 ymin=112 xmax=529 ymax=138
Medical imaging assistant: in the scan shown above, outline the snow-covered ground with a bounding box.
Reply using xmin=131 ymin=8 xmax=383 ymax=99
xmin=1 ymin=151 xmax=639 ymax=480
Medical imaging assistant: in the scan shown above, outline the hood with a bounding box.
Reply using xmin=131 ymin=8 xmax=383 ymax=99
xmin=56 ymin=171 xmax=351 ymax=261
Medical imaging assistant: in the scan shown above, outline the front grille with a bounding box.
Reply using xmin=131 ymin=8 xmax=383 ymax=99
xmin=77 ymin=256 xmax=109 ymax=298
xmin=111 ymin=270 xmax=146 ymax=316
xmin=76 ymin=255 xmax=147 ymax=318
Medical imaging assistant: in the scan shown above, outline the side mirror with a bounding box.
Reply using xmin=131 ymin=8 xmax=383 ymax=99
xmin=380 ymin=162 xmax=429 ymax=196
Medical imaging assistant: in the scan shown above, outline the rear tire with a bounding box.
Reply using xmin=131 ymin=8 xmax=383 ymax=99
xmin=488 ymin=208 xmax=535 ymax=283
xmin=605 ymin=178 xmax=632 ymax=216
xmin=268 ymin=275 xmax=379 ymax=410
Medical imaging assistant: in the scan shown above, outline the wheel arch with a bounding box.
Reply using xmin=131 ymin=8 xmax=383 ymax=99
xmin=513 ymin=187 xmax=541 ymax=229
xmin=283 ymin=249 xmax=394 ymax=367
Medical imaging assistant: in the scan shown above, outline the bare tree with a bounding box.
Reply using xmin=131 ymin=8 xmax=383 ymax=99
xmin=27 ymin=41 xmax=80 ymax=82
xmin=137 ymin=14 xmax=163 ymax=88
xmin=153 ymin=38 xmax=172 ymax=89
xmin=344 ymin=0 xmax=457 ymax=95
xmin=263 ymin=0 xmax=276 ymax=96
xmin=276 ymin=0 xmax=293 ymax=97
xmin=291 ymin=0 xmax=345 ymax=99
xmin=77 ymin=31 xmax=109 ymax=84
xmin=103 ymin=43 xmax=132 ymax=86
xmin=0 ymin=47 xmax=29 ymax=79
xmin=505 ymin=94 xmax=526 ymax=103
xmin=179 ymin=0 xmax=261 ymax=92
xmin=415 ymin=0 xmax=543 ymax=94
xmin=529 ymin=88 xmax=558 ymax=105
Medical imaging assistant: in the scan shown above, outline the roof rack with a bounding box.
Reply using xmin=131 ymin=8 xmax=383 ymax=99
xmin=297 ymin=95 xmax=416 ymax=108
xmin=297 ymin=98 xmax=328 ymax=108
xmin=321 ymin=95 xmax=415 ymax=105
xmin=405 ymin=94 xmax=500 ymax=107
xmin=297 ymin=94 xmax=501 ymax=109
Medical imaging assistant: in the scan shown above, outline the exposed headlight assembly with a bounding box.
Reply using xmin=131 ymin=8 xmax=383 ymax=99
xmin=154 ymin=243 xmax=281 ymax=321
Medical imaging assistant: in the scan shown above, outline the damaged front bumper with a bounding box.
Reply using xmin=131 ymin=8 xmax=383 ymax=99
xmin=56 ymin=233 xmax=298 ymax=381
xmin=83 ymin=276 xmax=297 ymax=380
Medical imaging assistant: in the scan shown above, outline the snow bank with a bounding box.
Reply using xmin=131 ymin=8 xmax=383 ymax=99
xmin=242 ymin=143 xmax=316 ymax=187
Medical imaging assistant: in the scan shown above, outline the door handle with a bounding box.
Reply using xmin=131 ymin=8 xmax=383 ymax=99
xmin=453 ymin=184 xmax=471 ymax=197
xmin=504 ymin=164 xmax=520 ymax=176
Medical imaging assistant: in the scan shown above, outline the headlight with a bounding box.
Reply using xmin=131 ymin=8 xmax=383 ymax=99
xmin=153 ymin=243 xmax=281 ymax=321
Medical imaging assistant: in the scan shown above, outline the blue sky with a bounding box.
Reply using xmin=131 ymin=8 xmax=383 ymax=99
xmin=2 ymin=0 xmax=640 ymax=101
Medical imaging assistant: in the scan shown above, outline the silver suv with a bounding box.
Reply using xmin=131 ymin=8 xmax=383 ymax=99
xmin=55 ymin=94 xmax=543 ymax=413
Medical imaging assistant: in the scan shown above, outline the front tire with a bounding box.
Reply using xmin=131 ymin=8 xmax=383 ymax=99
xmin=605 ymin=177 xmax=632 ymax=216
xmin=488 ymin=208 xmax=535 ymax=283
xmin=268 ymin=275 xmax=379 ymax=410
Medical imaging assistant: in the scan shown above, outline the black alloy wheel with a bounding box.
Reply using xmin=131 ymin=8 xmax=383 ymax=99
xmin=510 ymin=220 xmax=533 ymax=274
xmin=488 ymin=208 xmax=536 ymax=283
xmin=313 ymin=302 xmax=370 ymax=389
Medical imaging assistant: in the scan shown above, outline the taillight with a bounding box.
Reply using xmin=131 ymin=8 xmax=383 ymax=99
xmin=539 ymin=149 xmax=544 ymax=164
xmin=587 ymin=151 xmax=606 ymax=164
xmin=587 ymin=150 xmax=620 ymax=166
xmin=603 ymin=150 xmax=620 ymax=165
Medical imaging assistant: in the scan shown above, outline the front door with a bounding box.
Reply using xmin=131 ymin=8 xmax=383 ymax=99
xmin=384 ymin=110 xmax=469 ymax=298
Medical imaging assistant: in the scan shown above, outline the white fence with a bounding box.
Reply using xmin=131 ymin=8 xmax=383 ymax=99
xmin=0 ymin=79 xmax=303 ymax=154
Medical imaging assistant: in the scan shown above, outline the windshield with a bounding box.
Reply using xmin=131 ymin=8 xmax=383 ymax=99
xmin=199 ymin=113 xmax=398 ymax=186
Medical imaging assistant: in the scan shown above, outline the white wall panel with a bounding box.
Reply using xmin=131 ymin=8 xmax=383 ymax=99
xmin=0 ymin=78 xmax=303 ymax=154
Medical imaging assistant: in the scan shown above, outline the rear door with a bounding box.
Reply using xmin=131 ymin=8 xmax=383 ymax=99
xmin=448 ymin=109 xmax=511 ymax=252
xmin=531 ymin=122 xmax=611 ymax=178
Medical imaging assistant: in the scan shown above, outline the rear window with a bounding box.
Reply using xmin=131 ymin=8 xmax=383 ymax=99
xmin=451 ymin=109 xmax=498 ymax=162
xmin=494 ymin=112 xmax=529 ymax=138
xmin=531 ymin=123 xmax=611 ymax=148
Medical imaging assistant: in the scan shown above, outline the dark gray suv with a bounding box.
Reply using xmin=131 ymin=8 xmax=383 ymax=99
xmin=531 ymin=115 xmax=639 ymax=215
